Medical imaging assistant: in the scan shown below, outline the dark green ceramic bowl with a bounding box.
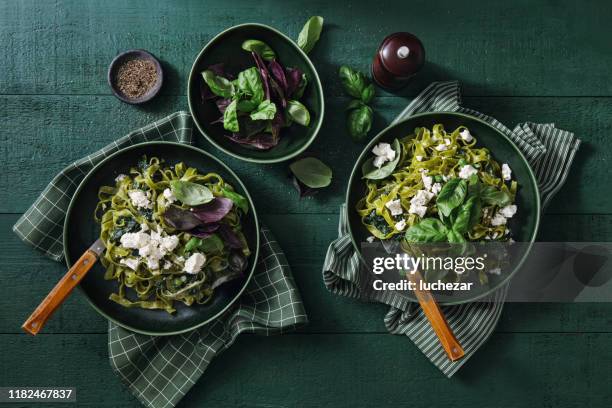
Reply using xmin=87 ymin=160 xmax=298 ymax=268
xmin=346 ymin=112 xmax=541 ymax=304
xmin=187 ymin=23 xmax=324 ymax=163
xmin=63 ymin=142 xmax=260 ymax=335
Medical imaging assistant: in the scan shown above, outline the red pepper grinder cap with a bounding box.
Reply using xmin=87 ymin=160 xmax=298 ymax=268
xmin=372 ymin=32 xmax=425 ymax=90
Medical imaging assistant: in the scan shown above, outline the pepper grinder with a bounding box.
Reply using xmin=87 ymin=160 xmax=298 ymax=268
xmin=372 ymin=32 xmax=425 ymax=90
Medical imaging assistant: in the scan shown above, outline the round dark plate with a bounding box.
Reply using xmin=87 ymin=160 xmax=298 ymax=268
xmin=187 ymin=23 xmax=324 ymax=163
xmin=346 ymin=112 xmax=541 ymax=304
xmin=108 ymin=49 xmax=163 ymax=104
xmin=63 ymin=142 xmax=260 ymax=335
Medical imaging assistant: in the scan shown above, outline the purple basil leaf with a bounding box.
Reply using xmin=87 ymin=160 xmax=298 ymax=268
xmin=268 ymin=60 xmax=288 ymax=93
xmin=218 ymin=224 xmax=244 ymax=249
xmin=237 ymin=116 xmax=268 ymax=137
xmin=163 ymin=206 xmax=202 ymax=230
xmin=269 ymin=76 xmax=287 ymax=108
xmin=211 ymin=268 xmax=243 ymax=289
xmin=191 ymin=197 xmax=233 ymax=223
xmin=285 ymin=67 xmax=303 ymax=98
xmin=291 ymin=174 xmax=318 ymax=198
xmin=207 ymin=63 xmax=226 ymax=77
xmin=189 ymin=223 xmax=220 ymax=238
xmin=252 ymin=51 xmax=271 ymax=100
xmin=225 ymin=132 xmax=280 ymax=150
xmin=215 ymin=98 xmax=232 ymax=114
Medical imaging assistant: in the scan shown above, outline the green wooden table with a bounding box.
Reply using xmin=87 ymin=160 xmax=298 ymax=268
xmin=1 ymin=0 xmax=611 ymax=406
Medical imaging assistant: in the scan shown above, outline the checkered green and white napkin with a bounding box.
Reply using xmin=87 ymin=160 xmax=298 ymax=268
xmin=13 ymin=111 xmax=308 ymax=408
xmin=323 ymin=81 xmax=581 ymax=377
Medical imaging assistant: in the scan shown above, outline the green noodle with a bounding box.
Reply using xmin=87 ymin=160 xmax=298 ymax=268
xmin=95 ymin=157 xmax=250 ymax=314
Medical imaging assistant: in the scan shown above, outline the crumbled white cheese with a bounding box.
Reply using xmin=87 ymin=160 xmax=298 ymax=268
xmin=385 ymin=199 xmax=403 ymax=216
xmin=366 ymin=236 xmax=376 ymax=243
xmin=421 ymin=173 xmax=433 ymax=191
xmin=120 ymin=258 xmax=139 ymax=270
xmin=431 ymin=182 xmax=442 ymax=195
xmin=372 ymin=143 xmax=396 ymax=168
xmin=184 ymin=253 xmax=206 ymax=274
xmin=146 ymin=256 xmax=161 ymax=270
xmin=489 ymin=267 xmax=502 ymax=275
xmin=140 ymin=223 xmax=149 ymax=232
xmin=128 ymin=190 xmax=152 ymax=209
xmin=176 ymin=255 xmax=185 ymax=263
xmin=163 ymin=188 xmax=176 ymax=203
xmin=445 ymin=138 xmax=451 ymax=145
xmin=499 ymin=204 xmax=517 ymax=218
xmin=163 ymin=260 xmax=173 ymax=270
xmin=408 ymin=190 xmax=434 ymax=218
xmin=415 ymin=155 xmax=424 ymax=162
xmin=115 ymin=174 xmax=127 ymax=183
xmin=491 ymin=212 xmax=507 ymax=226
xmin=458 ymin=164 xmax=478 ymax=179
xmin=435 ymin=143 xmax=449 ymax=152
xmin=120 ymin=232 xmax=150 ymax=249
xmin=501 ymin=163 xmax=512 ymax=181
xmin=161 ymin=235 xmax=179 ymax=252
xmin=395 ymin=219 xmax=407 ymax=231
xmin=459 ymin=129 xmax=473 ymax=143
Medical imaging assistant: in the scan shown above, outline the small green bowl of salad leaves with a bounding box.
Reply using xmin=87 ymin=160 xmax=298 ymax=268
xmin=188 ymin=22 xmax=325 ymax=163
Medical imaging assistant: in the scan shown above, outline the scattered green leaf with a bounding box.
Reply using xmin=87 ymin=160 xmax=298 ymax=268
xmin=241 ymin=39 xmax=276 ymax=61
xmin=287 ymin=100 xmax=311 ymax=126
xmin=362 ymin=139 xmax=401 ymax=180
xmin=297 ymin=16 xmax=324 ymax=54
xmin=289 ymin=157 xmax=332 ymax=188
xmin=170 ymin=180 xmax=214 ymax=206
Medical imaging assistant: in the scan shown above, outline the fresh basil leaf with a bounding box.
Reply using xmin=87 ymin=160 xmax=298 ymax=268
xmin=170 ymin=180 xmax=214 ymax=206
xmin=221 ymin=188 xmax=249 ymax=213
xmin=297 ymin=16 xmax=324 ymax=54
xmin=201 ymin=70 xmax=234 ymax=98
xmin=481 ymin=186 xmax=512 ymax=206
xmin=287 ymin=100 xmax=311 ymax=126
xmin=361 ymin=83 xmax=375 ymax=104
xmin=347 ymin=104 xmax=373 ymax=142
xmin=362 ymin=139 xmax=401 ymax=180
xmin=405 ymin=218 xmax=448 ymax=243
xmin=436 ymin=178 xmax=467 ymax=217
xmin=236 ymin=67 xmax=264 ymax=106
xmin=223 ymin=99 xmax=239 ymax=132
xmin=339 ymin=66 xmax=366 ymax=99
xmin=185 ymin=237 xmax=201 ymax=253
xmin=236 ymin=99 xmax=258 ymax=113
xmin=185 ymin=234 xmax=225 ymax=254
xmin=453 ymin=196 xmax=479 ymax=235
xmin=447 ymin=229 xmax=466 ymax=243
xmin=241 ymin=39 xmax=276 ymax=61
xmin=250 ymin=99 xmax=277 ymax=121
xmin=346 ymin=99 xmax=365 ymax=111
xmin=289 ymin=157 xmax=332 ymax=188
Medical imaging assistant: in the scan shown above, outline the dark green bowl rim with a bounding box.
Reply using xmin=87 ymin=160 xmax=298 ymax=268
xmin=63 ymin=141 xmax=261 ymax=335
xmin=345 ymin=111 xmax=541 ymax=305
xmin=187 ymin=22 xmax=325 ymax=164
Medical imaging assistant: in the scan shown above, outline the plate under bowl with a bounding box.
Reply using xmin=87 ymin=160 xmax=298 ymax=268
xmin=345 ymin=111 xmax=541 ymax=305
xmin=63 ymin=142 xmax=260 ymax=335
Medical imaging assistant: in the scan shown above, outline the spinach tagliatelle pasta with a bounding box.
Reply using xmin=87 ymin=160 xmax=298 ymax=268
xmin=357 ymin=124 xmax=518 ymax=250
xmin=95 ymin=157 xmax=250 ymax=314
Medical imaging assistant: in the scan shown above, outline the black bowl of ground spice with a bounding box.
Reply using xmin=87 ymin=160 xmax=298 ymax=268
xmin=108 ymin=49 xmax=163 ymax=104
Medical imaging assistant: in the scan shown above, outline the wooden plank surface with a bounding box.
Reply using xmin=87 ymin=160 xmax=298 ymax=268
xmin=1 ymin=0 xmax=611 ymax=406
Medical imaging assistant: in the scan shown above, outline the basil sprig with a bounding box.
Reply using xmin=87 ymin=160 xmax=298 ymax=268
xmin=405 ymin=175 xmax=511 ymax=243
xmin=339 ymin=66 xmax=375 ymax=142
xmin=361 ymin=139 xmax=401 ymax=180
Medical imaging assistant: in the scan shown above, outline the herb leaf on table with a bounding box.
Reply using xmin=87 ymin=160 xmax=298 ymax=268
xmin=297 ymin=16 xmax=324 ymax=54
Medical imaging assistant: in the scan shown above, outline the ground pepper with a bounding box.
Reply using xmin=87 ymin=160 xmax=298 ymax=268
xmin=115 ymin=59 xmax=158 ymax=99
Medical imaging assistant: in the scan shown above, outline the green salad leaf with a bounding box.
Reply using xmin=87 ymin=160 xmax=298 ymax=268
xmin=297 ymin=16 xmax=324 ymax=54
xmin=170 ymin=180 xmax=214 ymax=206
xmin=223 ymin=99 xmax=239 ymax=132
xmin=201 ymin=70 xmax=234 ymax=98
xmin=436 ymin=178 xmax=468 ymax=217
xmin=480 ymin=185 xmax=512 ymax=206
xmin=250 ymin=99 xmax=277 ymax=121
xmin=347 ymin=103 xmax=373 ymax=142
xmin=362 ymin=139 xmax=401 ymax=180
xmin=287 ymin=100 xmax=311 ymax=126
xmin=405 ymin=218 xmax=448 ymax=242
xmin=222 ymin=188 xmax=249 ymax=213
xmin=241 ymin=39 xmax=276 ymax=61
xmin=185 ymin=234 xmax=225 ymax=254
xmin=339 ymin=66 xmax=367 ymax=99
xmin=289 ymin=157 xmax=332 ymax=188
xmin=236 ymin=67 xmax=264 ymax=106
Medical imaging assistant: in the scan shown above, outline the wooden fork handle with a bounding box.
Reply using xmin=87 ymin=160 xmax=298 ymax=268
xmin=22 ymin=250 xmax=98 ymax=335
xmin=409 ymin=271 xmax=465 ymax=361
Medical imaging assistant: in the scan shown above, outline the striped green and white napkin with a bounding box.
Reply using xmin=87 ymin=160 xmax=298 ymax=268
xmin=13 ymin=111 xmax=308 ymax=408
xmin=323 ymin=81 xmax=580 ymax=377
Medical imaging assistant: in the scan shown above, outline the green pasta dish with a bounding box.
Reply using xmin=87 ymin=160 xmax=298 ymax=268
xmin=357 ymin=124 xmax=518 ymax=247
xmin=95 ymin=157 xmax=251 ymax=314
